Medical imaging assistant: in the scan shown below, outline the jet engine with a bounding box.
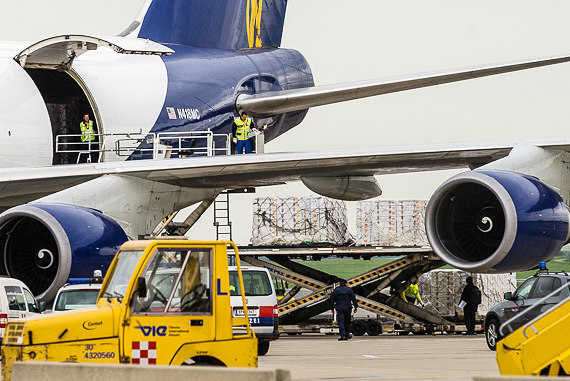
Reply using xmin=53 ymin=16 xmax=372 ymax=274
xmin=0 ymin=204 xmax=128 ymax=301
xmin=426 ymin=170 xmax=570 ymax=273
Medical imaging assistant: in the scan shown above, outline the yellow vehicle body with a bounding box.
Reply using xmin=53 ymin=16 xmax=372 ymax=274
xmin=496 ymin=297 xmax=570 ymax=376
xmin=1 ymin=240 xmax=257 ymax=381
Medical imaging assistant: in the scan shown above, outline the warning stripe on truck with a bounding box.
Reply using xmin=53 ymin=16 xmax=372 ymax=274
xmin=279 ymin=291 xmax=327 ymax=313
xmin=241 ymin=255 xmax=326 ymax=291
xmin=356 ymin=299 xmax=407 ymax=320
xmin=281 ymin=274 xmax=323 ymax=290
xmin=279 ymin=292 xmax=412 ymax=323
xmin=348 ymin=259 xmax=408 ymax=287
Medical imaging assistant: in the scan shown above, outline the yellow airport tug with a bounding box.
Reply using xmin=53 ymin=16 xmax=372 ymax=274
xmin=1 ymin=240 xmax=257 ymax=380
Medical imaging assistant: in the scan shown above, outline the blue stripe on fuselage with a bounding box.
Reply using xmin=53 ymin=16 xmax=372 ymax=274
xmin=128 ymin=45 xmax=313 ymax=160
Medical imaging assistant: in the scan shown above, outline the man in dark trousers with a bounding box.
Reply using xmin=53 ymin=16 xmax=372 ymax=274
xmin=232 ymin=111 xmax=254 ymax=154
xmin=460 ymin=276 xmax=481 ymax=335
xmin=331 ymin=279 xmax=358 ymax=341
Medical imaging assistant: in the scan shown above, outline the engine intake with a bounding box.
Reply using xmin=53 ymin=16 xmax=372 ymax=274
xmin=426 ymin=170 xmax=570 ymax=273
xmin=0 ymin=204 xmax=128 ymax=301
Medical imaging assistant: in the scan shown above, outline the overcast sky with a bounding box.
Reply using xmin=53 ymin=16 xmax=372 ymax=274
xmin=2 ymin=1 xmax=570 ymax=244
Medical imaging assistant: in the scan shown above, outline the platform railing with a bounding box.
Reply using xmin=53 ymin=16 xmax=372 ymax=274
xmin=55 ymin=130 xmax=231 ymax=162
xmin=156 ymin=131 xmax=231 ymax=157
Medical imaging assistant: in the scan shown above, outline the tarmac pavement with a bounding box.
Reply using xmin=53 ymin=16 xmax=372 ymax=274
xmin=258 ymin=333 xmax=499 ymax=381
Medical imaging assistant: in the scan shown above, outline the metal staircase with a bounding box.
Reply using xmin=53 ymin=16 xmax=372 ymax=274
xmin=214 ymin=192 xmax=232 ymax=241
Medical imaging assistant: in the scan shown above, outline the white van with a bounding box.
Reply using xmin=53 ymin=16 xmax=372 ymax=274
xmin=229 ymin=266 xmax=279 ymax=356
xmin=0 ymin=277 xmax=44 ymax=344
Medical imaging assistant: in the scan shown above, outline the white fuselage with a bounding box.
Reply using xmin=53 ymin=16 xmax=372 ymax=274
xmin=0 ymin=42 xmax=168 ymax=167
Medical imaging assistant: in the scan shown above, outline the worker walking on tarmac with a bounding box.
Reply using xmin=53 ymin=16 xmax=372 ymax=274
xmin=331 ymin=279 xmax=358 ymax=341
xmin=79 ymin=113 xmax=96 ymax=162
xmin=460 ymin=276 xmax=481 ymax=335
xmin=232 ymin=111 xmax=254 ymax=154
xmin=401 ymin=280 xmax=424 ymax=306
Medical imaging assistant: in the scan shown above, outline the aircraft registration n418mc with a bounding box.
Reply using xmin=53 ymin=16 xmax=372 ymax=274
xmin=0 ymin=0 xmax=569 ymax=301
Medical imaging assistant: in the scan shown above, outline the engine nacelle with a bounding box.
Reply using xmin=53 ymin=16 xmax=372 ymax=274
xmin=301 ymin=175 xmax=381 ymax=201
xmin=426 ymin=170 xmax=570 ymax=273
xmin=0 ymin=203 xmax=128 ymax=301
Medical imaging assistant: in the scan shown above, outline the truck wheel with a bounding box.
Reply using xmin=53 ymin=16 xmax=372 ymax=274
xmin=258 ymin=341 xmax=270 ymax=356
xmin=365 ymin=320 xmax=382 ymax=336
xmin=351 ymin=320 xmax=366 ymax=336
xmin=485 ymin=318 xmax=501 ymax=351
xmin=183 ymin=356 xmax=225 ymax=366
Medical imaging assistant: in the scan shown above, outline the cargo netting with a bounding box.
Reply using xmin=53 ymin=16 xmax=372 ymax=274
xmin=251 ymin=197 xmax=349 ymax=246
xmin=356 ymin=200 xmax=429 ymax=246
xmin=418 ymin=270 xmax=517 ymax=317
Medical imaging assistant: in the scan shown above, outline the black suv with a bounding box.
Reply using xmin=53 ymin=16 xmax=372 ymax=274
xmin=485 ymin=271 xmax=570 ymax=350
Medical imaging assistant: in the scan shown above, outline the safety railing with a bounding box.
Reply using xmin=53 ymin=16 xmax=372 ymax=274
xmin=55 ymin=130 xmax=231 ymax=163
xmin=499 ymin=281 xmax=570 ymax=337
xmin=156 ymin=131 xmax=231 ymax=157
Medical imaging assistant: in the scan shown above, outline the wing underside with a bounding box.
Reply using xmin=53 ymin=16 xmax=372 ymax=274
xmin=2 ymin=139 xmax=570 ymax=208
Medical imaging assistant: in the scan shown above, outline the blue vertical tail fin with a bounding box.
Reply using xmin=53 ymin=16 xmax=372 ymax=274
xmin=137 ymin=0 xmax=288 ymax=49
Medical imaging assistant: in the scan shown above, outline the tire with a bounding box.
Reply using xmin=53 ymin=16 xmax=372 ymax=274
xmin=258 ymin=341 xmax=270 ymax=356
xmin=365 ymin=320 xmax=382 ymax=336
xmin=351 ymin=320 xmax=366 ymax=336
xmin=485 ymin=318 xmax=501 ymax=351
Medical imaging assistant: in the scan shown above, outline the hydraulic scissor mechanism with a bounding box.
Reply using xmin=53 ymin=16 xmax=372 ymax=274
xmin=240 ymin=251 xmax=449 ymax=327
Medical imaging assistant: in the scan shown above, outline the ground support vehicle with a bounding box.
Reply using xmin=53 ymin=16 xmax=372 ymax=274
xmin=484 ymin=270 xmax=570 ymax=350
xmin=496 ymin=281 xmax=570 ymax=376
xmin=50 ymin=272 xmax=103 ymax=312
xmin=1 ymin=240 xmax=257 ymax=381
xmin=0 ymin=277 xmax=44 ymax=344
xmin=237 ymin=248 xmax=461 ymax=335
xmin=229 ymin=266 xmax=279 ymax=356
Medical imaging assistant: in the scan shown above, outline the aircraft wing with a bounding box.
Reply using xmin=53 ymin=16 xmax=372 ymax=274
xmin=237 ymin=54 xmax=570 ymax=117
xmin=2 ymin=138 xmax=570 ymax=208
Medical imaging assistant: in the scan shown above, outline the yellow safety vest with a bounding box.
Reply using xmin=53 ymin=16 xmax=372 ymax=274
xmin=80 ymin=120 xmax=95 ymax=142
xmin=401 ymin=283 xmax=422 ymax=303
xmin=234 ymin=117 xmax=251 ymax=140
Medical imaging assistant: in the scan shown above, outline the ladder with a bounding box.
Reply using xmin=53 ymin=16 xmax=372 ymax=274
xmin=214 ymin=192 xmax=232 ymax=241
xmin=497 ymin=284 xmax=570 ymax=376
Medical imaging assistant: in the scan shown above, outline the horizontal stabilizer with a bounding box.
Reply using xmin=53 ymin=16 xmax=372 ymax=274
xmin=237 ymin=54 xmax=570 ymax=117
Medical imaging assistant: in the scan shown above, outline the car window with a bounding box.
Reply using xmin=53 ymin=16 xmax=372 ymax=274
xmin=5 ymin=286 xmax=26 ymax=311
xmin=531 ymin=277 xmax=556 ymax=298
xmin=550 ymin=277 xmax=563 ymax=297
xmin=229 ymin=271 xmax=272 ymax=296
xmin=55 ymin=289 xmax=100 ymax=311
xmin=514 ymin=278 xmax=537 ymax=300
xmin=22 ymin=288 xmax=39 ymax=312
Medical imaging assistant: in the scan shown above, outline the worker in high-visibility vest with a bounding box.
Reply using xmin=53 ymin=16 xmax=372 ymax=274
xmin=232 ymin=111 xmax=254 ymax=154
xmin=80 ymin=113 xmax=95 ymax=143
xmin=79 ymin=113 xmax=96 ymax=163
xmin=401 ymin=280 xmax=424 ymax=306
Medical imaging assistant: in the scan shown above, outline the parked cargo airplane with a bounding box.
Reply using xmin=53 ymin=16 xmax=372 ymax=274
xmin=0 ymin=0 xmax=569 ymax=301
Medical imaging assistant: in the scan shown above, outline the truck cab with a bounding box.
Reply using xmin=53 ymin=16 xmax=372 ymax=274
xmin=1 ymin=240 xmax=257 ymax=380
